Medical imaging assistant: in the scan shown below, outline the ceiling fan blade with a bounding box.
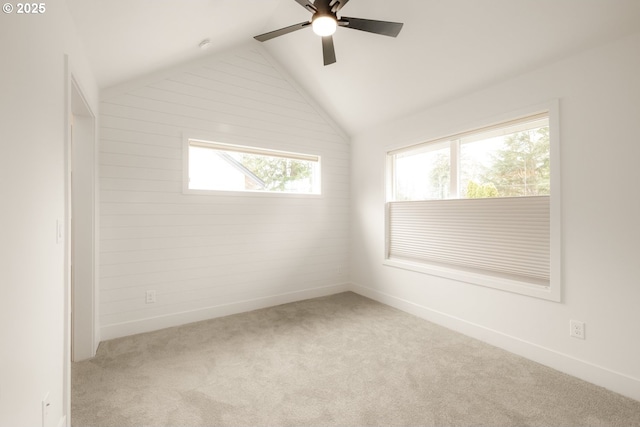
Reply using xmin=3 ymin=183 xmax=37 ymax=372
xmin=254 ymin=21 xmax=311 ymax=42
xmin=330 ymin=0 xmax=350 ymax=13
xmin=339 ymin=16 xmax=403 ymax=37
xmin=295 ymin=0 xmax=317 ymax=13
xmin=322 ymin=35 xmax=337 ymax=66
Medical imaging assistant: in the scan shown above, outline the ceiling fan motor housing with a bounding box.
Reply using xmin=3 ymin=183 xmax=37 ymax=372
xmin=312 ymin=0 xmax=336 ymax=19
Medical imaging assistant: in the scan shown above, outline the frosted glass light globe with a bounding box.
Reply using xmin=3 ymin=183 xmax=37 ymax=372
xmin=312 ymin=16 xmax=337 ymax=36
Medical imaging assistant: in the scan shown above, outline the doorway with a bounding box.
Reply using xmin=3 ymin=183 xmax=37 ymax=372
xmin=69 ymin=76 xmax=97 ymax=362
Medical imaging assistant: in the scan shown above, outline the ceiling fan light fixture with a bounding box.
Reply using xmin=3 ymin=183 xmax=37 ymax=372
xmin=253 ymin=0 xmax=404 ymax=66
xmin=312 ymin=15 xmax=337 ymax=36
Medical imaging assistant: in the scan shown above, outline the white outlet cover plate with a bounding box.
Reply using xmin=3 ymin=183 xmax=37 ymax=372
xmin=570 ymin=319 xmax=585 ymax=339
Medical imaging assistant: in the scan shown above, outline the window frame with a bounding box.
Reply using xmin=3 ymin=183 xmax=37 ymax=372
xmin=388 ymin=113 xmax=550 ymax=201
xmin=183 ymin=136 xmax=322 ymax=198
xmin=383 ymin=101 xmax=561 ymax=301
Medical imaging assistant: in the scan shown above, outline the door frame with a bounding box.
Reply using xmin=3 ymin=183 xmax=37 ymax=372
xmin=63 ymin=55 xmax=98 ymax=425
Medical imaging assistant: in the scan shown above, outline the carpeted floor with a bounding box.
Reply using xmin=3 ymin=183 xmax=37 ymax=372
xmin=72 ymin=292 xmax=640 ymax=426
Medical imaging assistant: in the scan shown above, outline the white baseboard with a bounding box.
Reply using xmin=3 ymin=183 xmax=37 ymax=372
xmin=57 ymin=415 xmax=67 ymax=427
xmin=350 ymin=283 xmax=640 ymax=402
xmin=101 ymin=283 xmax=351 ymax=341
xmin=98 ymin=281 xmax=639 ymax=402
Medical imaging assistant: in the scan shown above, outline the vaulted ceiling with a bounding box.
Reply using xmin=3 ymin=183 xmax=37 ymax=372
xmin=67 ymin=0 xmax=640 ymax=135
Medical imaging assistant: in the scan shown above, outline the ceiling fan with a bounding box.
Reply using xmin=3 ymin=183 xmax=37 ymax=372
xmin=253 ymin=0 xmax=404 ymax=66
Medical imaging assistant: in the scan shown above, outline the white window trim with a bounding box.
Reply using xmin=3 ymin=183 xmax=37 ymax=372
xmin=383 ymin=100 xmax=561 ymax=302
xmin=182 ymin=135 xmax=323 ymax=198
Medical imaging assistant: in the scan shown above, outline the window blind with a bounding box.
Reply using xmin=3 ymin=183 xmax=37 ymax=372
xmin=387 ymin=196 xmax=550 ymax=285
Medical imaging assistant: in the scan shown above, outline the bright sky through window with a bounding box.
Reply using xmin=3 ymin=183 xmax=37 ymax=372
xmin=390 ymin=117 xmax=549 ymax=201
xmin=187 ymin=140 xmax=321 ymax=195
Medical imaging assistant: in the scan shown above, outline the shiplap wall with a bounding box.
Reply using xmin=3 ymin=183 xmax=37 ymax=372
xmin=99 ymin=46 xmax=350 ymax=339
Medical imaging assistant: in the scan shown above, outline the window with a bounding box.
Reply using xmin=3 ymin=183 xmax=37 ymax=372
xmin=385 ymin=108 xmax=560 ymax=301
xmin=391 ymin=114 xmax=549 ymax=201
xmin=185 ymin=138 xmax=321 ymax=195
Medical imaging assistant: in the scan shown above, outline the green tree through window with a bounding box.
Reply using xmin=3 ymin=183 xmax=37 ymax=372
xmin=481 ymin=127 xmax=550 ymax=197
xmin=466 ymin=181 xmax=499 ymax=198
xmin=389 ymin=116 xmax=549 ymax=201
xmin=241 ymin=154 xmax=312 ymax=192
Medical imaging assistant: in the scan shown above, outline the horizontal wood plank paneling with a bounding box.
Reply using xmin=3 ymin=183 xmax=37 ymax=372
xmin=99 ymin=225 xmax=350 ymax=242
xmin=100 ymin=153 xmax=182 ymax=170
xmin=113 ymin=89 xmax=336 ymax=134
xmin=100 ymin=201 xmax=350 ymax=216
xmin=99 ymin=47 xmax=350 ymax=338
xmin=99 ymin=166 xmax=182 ymax=182
xmin=99 ymin=257 xmax=347 ymax=293
xmin=144 ymin=80 xmax=327 ymax=125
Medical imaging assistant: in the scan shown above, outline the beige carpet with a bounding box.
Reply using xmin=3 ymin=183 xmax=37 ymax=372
xmin=72 ymin=292 xmax=640 ymax=426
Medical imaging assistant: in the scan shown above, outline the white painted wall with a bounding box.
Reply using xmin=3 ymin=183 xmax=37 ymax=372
xmin=0 ymin=1 xmax=98 ymax=426
xmin=351 ymin=32 xmax=640 ymax=401
xmin=99 ymin=46 xmax=350 ymax=339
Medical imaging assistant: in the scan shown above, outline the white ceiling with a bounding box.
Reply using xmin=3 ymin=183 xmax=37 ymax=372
xmin=67 ymin=0 xmax=640 ymax=136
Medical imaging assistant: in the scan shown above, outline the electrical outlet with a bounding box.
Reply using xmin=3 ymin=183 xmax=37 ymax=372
xmin=570 ymin=319 xmax=585 ymax=339
xmin=145 ymin=290 xmax=156 ymax=304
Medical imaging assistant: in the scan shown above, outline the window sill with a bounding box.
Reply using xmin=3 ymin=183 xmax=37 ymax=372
xmin=383 ymin=257 xmax=560 ymax=302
